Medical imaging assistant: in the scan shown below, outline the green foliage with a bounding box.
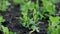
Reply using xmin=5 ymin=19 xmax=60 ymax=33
xmin=1 ymin=25 xmax=16 ymax=34
xmin=0 ymin=15 xmax=5 ymax=23
xmin=48 ymin=0 xmax=60 ymax=3
xmin=9 ymin=31 xmax=14 ymax=34
xmin=0 ymin=15 xmax=14 ymax=34
xmin=20 ymin=0 xmax=40 ymax=32
xmin=13 ymin=0 xmax=29 ymax=4
xmin=0 ymin=0 xmax=60 ymax=34
xmin=21 ymin=1 xmax=35 ymax=11
xmin=50 ymin=16 xmax=59 ymax=23
xmin=0 ymin=15 xmax=4 ymax=30
xmin=13 ymin=0 xmax=60 ymax=33
xmin=1 ymin=25 xmax=9 ymax=34
xmin=0 ymin=0 xmax=10 ymax=11
xmin=0 ymin=15 xmax=10 ymax=34
xmin=42 ymin=0 xmax=56 ymax=14
xmin=48 ymin=16 xmax=60 ymax=34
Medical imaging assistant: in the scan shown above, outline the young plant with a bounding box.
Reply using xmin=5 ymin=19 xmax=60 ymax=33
xmin=1 ymin=25 xmax=9 ymax=34
xmin=20 ymin=0 xmax=40 ymax=33
xmin=48 ymin=16 xmax=60 ymax=34
xmin=42 ymin=0 xmax=56 ymax=14
xmin=13 ymin=0 xmax=60 ymax=34
xmin=0 ymin=15 xmax=5 ymax=30
xmin=0 ymin=0 xmax=10 ymax=11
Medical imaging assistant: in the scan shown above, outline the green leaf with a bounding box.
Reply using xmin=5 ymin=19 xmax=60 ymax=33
xmin=0 ymin=15 xmax=4 ymax=23
xmin=13 ymin=0 xmax=25 ymax=4
xmin=42 ymin=0 xmax=55 ymax=14
xmin=0 ymin=0 xmax=10 ymax=11
xmin=1 ymin=25 xmax=9 ymax=34
xmin=50 ymin=16 xmax=59 ymax=23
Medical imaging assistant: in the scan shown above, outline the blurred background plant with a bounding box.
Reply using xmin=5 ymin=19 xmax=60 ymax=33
xmin=0 ymin=0 xmax=10 ymax=11
xmin=48 ymin=16 xmax=60 ymax=34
